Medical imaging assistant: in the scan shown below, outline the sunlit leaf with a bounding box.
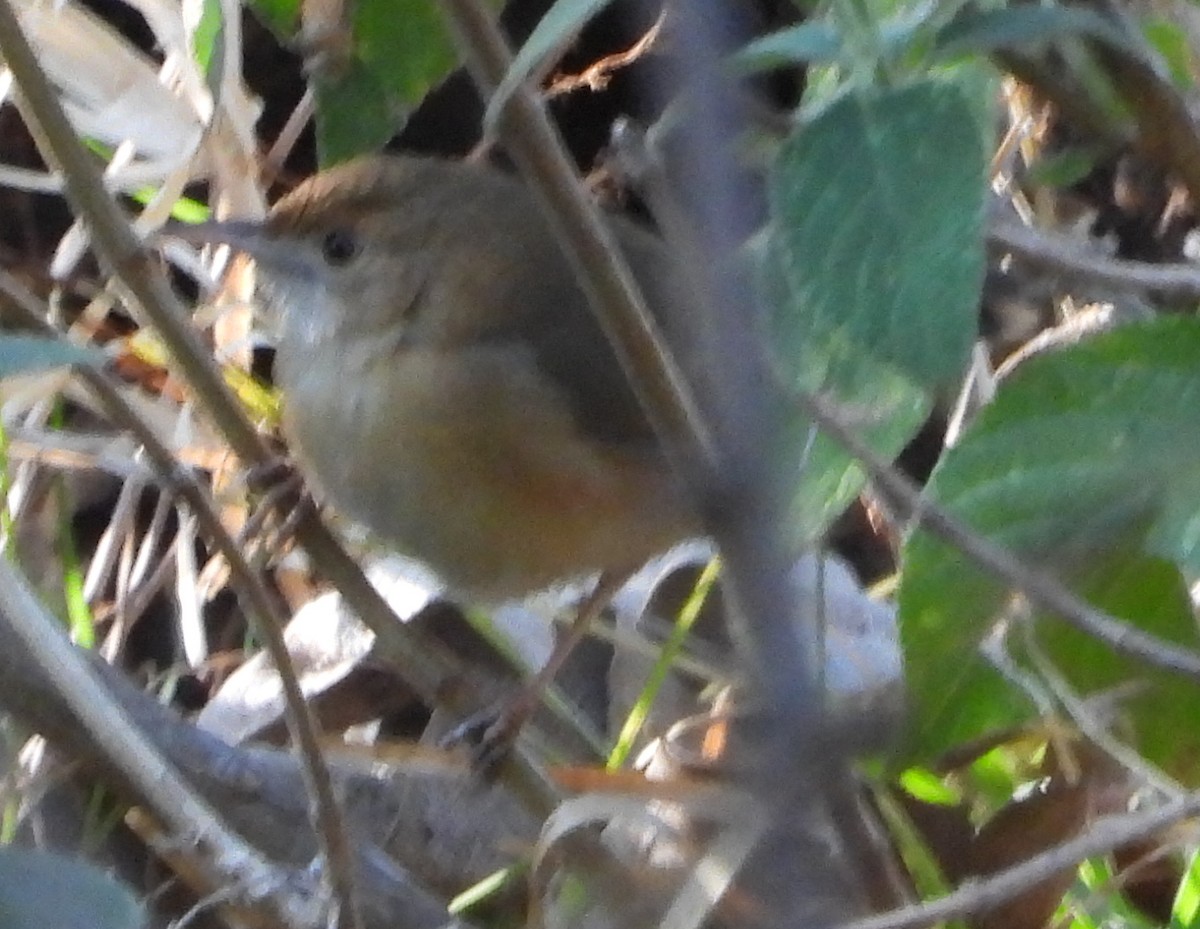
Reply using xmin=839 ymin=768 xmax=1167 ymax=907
xmin=899 ymin=318 xmax=1200 ymax=780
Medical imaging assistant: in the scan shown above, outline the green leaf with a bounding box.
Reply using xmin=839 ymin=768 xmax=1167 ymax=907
xmin=1044 ymin=554 xmax=1200 ymax=778
xmin=1023 ymin=146 xmax=1103 ymax=190
xmin=769 ymin=78 xmax=987 ymax=389
xmin=732 ymin=21 xmax=844 ymax=71
xmin=265 ymin=0 xmax=456 ymax=165
xmin=243 ymin=0 xmax=300 ymax=41
xmin=898 ymin=318 xmax=1200 ymax=779
xmin=133 ymin=188 xmax=209 ymax=223
xmin=922 ymin=318 xmax=1200 ymax=573
xmin=191 ymin=0 xmax=223 ymax=73
xmin=354 ymin=0 xmax=455 ymax=109
xmin=898 ymin=766 xmax=961 ymax=805
xmin=0 ymin=847 xmax=143 ymax=929
xmin=0 ymin=336 xmax=102 ymax=377
xmin=315 ymin=62 xmax=397 ymax=166
xmin=934 ymin=5 xmax=1134 ymax=59
xmin=757 ymin=237 xmax=929 ymax=543
xmin=1143 ymin=17 xmax=1196 ymax=91
xmin=904 ymin=544 xmax=1200 ymax=779
xmin=735 ymin=4 xmax=956 ymax=75
xmin=485 ymin=0 xmax=614 ymax=130
xmin=760 ymin=75 xmax=990 ymax=539
xmin=1172 ymin=846 xmax=1200 ymax=929
xmin=784 ymin=384 xmax=928 ymax=544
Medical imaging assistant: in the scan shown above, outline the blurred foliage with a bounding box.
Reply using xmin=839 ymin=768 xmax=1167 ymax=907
xmin=0 ymin=847 xmax=143 ymax=929
xmin=243 ymin=0 xmax=456 ymax=163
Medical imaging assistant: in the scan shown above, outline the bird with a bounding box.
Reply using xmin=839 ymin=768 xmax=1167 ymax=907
xmin=172 ymin=154 xmax=700 ymax=756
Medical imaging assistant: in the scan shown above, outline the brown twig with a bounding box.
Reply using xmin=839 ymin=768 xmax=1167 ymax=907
xmin=1084 ymin=2 xmax=1200 ymax=213
xmin=262 ymin=86 xmax=316 ymax=187
xmin=833 ymin=790 xmax=1200 ymax=929
xmin=545 ymin=13 xmax=664 ymax=97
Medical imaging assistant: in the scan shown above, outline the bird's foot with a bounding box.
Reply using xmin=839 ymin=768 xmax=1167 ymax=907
xmin=244 ymin=456 xmax=317 ymax=546
xmin=439 ymin=695 xmax=536 ymax=779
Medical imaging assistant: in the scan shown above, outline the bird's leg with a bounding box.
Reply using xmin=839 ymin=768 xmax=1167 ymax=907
xmin=241 ymin=455 xmax=318 ymax=550
xmin=448 ymin=569 xmax=631 ymax=774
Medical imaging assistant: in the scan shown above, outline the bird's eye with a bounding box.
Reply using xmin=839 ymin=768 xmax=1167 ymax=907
xmin=320 ymin=228 xmax=359 ymax=266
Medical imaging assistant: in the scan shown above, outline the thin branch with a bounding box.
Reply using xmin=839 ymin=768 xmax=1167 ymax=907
xmin=989 ymin=218 xmax=1200 ymax=299
xmin=1085 ymin=2 xmax=1200 ymax=213
xmin=545 ymin=13 xmax=664 ymax=97
xmin=834 ymin=790 xmax=1200 ymax=929
xmin=1018 ymin=616 xmax=1181 ymax=798
xmin=262 ymin=85 xmax=315 ymax=186
xmin=798 ymin=389 xmax=1200 ymax=680
xmin=437 ymin=0 xmax=717 ymax=484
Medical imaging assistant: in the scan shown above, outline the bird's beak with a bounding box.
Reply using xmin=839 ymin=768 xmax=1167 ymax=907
xmin=161 ymin=218 xmax=267 ymax=251
xmin=160 ymin=219 xmax=314 ymax=280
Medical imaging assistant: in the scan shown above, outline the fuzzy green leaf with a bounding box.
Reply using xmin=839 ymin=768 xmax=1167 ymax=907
xmin=770 ymin=78 xmax=986 ymax=389
xmin=899 ymin=318 xmax=1200 ymax=779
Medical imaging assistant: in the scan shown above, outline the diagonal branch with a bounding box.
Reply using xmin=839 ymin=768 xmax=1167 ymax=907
xmin=0 ymin=556 xmax=328 ymax=927
xmin=989 ymin=218 xmax=1200 ymax=299
xmin=834 ymin=789 xmax=1200 ymax=929
xmin=798 ymin=389 xmax=1200 ymax=680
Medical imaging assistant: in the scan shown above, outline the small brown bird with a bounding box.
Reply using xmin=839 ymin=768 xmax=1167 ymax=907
xmin=180 ymin=155 xmax=697 ymax=602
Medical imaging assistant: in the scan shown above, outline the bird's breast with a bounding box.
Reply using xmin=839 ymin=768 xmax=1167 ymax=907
xmin=275 ymin=336 xmax=694 ymax=601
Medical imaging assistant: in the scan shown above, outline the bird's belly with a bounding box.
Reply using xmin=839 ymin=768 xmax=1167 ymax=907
xmin=279 ymin=342 xmax=693 ymax=601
